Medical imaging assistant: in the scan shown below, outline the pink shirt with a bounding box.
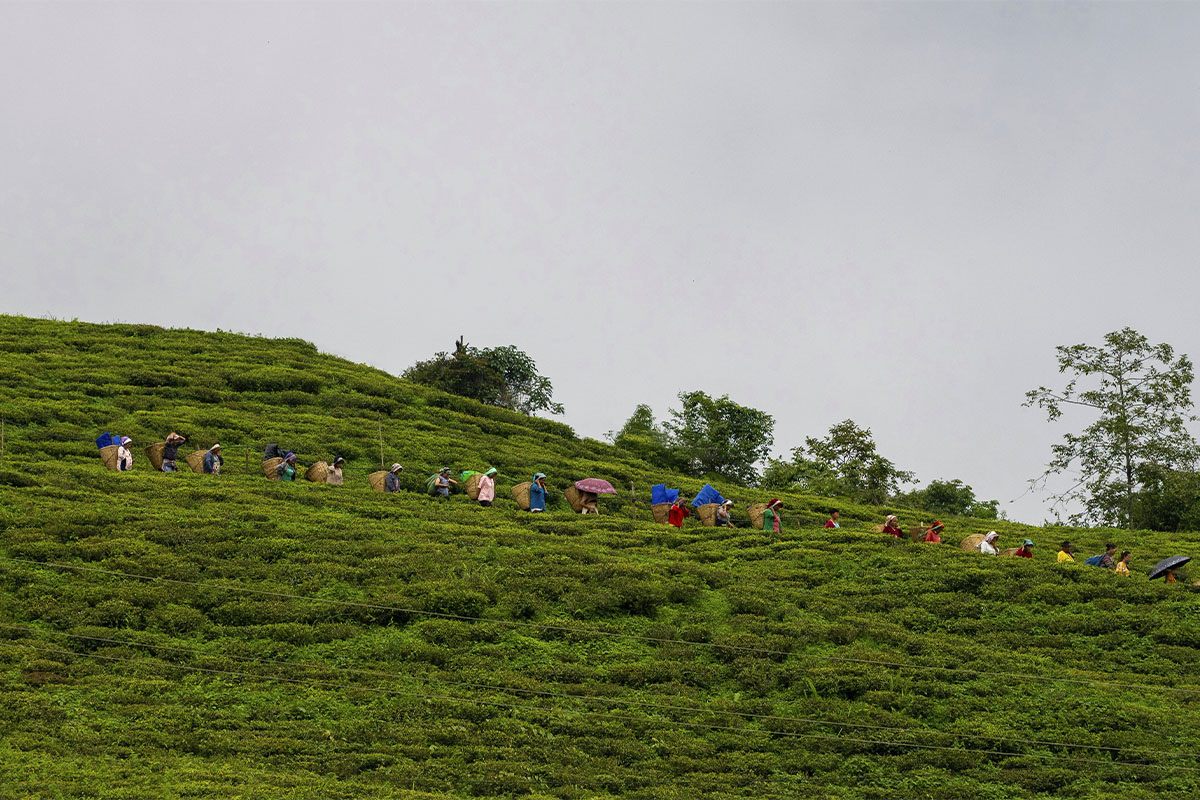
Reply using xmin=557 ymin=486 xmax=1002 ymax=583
xmin=477 ymin=474 xmax=495 ymax=502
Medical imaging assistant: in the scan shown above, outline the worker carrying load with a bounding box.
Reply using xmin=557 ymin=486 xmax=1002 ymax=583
xmin=977 ymin=531 xmax=1000 ymax=555
xmin=882 ymin=515 xmax=904 ymax=538
xmin=568 ymin=479 xmax=616 ymax=514
xmin=427 ymin=468 xmax=458 ymax=499
xmin=651 ymin=484 xmax=680 ymax=524
xmin=1057 ymin=541 xmax=1076 ymax=563
xmin=385 ymin=463 xmax=404 ymax=492
xmin=1014 ymin=539 xmax=1034 ymax=558
xmin=923 ymin=521 xmax=945 ymax=543
xmin=668 ymin=496 xmax=691 ymax=528
xmin=277 ymin=453 xmax=298 ymax=481
xmin=326 ymin=456 xmax=345 ymax=486
xmin=690 ymin=483 xmax=727 ymax=526
xmin=203 ymin=444 xmax=223 ymax=475
xmin=763 ymin=499 xmax=784 ymax=533
xmin=715 ymin=499 xmax=735 ymax=528
xmin=1084 ymin=543 xmax=1118 ymax=568
xmin=824 ymin=510 xmax=840 ymax=529
xmin=96 ymin=432 xmax=132 ymax=471
xmin=160 ymin=432 xmax=187 ymax=472
xmin=475 ymin=468 xmax=497 ymax=507
xmin=529 ymin=473 xmax=548 ymax=512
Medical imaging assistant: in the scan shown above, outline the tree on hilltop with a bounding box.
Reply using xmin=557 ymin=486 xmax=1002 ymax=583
xmin=1025 ymin=327 xmax=1197 ymax=529
xmin=404 ymin=337 xmax=564 ymax=415
xmin=761 ymin=419 xmax=914 ymax=504
xmin=664 ymin=391 xmax=774 ymax=485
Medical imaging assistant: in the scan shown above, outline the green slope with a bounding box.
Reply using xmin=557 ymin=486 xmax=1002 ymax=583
xmin=1 ymin=315 xmax=1199 ymax=800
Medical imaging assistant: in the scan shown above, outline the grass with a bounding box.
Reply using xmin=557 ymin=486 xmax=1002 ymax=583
xmin=1 ymin=314 xmax=1199 ymax=799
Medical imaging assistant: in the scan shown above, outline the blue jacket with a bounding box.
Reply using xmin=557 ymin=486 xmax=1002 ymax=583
xmin=529 ymin=482 xmax=546 ymax=511
xmin=203 ymin=452 xmax=222 ymax=474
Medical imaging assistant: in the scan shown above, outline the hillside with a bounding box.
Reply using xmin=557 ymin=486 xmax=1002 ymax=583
xmin=1 ymin=315 xmax=1199 ymax=799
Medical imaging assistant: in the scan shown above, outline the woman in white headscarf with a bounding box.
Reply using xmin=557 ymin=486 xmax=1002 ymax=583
xmin=978 ymin=531 xmax=1000 ymax=555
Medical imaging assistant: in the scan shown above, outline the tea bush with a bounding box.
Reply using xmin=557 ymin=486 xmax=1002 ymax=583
xmin=2 ymin=315 xmax=1200 ymax=798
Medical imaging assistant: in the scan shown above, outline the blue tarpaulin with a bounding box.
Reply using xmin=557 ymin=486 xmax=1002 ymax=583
xmin=651 ymin=484 xmax=679 ymax=505
xmin=691 ymin=483 xmax=726 ymax=508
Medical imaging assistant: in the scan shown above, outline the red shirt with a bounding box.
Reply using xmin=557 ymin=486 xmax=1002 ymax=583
xmin=824 ymin=519 xmax=838 ymax=529
xmin=884 ymin=525 xmax=904 ymax=538
xmin=1016 ymin=548 xmax=1033 ymax=558
xmin=668 ymin=505 xmax=691 ymax=527
xmin=924 ymin=530 xmax=942 ymax=543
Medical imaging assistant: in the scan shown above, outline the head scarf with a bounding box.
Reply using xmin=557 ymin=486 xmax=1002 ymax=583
xmin=885 ymin=515 xmax=898 ymax=525
xmin=484 ymin=467 xmax=497 ymax=477
xmin=390 ymin=463 xmax=403 ymax=473
xmin=333 ymin=456 xmax=345 ymax=466
xmin=985 ymin=531 xmax=999 ymax=542
xmin=533 ymin=472 xmax=546 ymax=482
xmin=1022 ymin=539 xmax=1034 ymax=547
xmin=930 ymin=521 xmax=945 ymax=531
xmin=284 ymin=452 xmax=296 ymax=463
xmin=723 ymin=499 xmax=734 ymax=507
xmin=120 ymin=436 xmax=132 ymax=446
xmin=767 ymin=498 xmax=782 ymax=509
xmin=210 ymin=443 xmax=221 ymax=451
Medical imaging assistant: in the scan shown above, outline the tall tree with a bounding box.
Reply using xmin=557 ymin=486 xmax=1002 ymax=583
xmin=1024 ymin=327 xmax=1197 ymax=528
xmin=762 ymin=419 xmax=914 ymax=504
xmin=404 ymin=339 xmax=564 ymax=415
xmin=894 ymin=479 xmax=999 ymax=520
xmin=608 ymin=404 xmax=681 ymax=471
xmin=664 ymin=391 xmax=774 ymax=485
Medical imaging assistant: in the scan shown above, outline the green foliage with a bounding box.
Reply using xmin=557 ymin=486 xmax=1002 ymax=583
xmin=762 ymin=420 xmax=913 ymax=505
xmin=1 ymin=315 xmax=1200 ymax=799
xmin=609 ymin=404 xmax=683 ymax=472
xmin=895 ymin=479 xmax=1000 ymax=520
xmin=1026 ymin=327 xmax=1198 ymax=528
xmin=403 ymin=338 xmax=563 ymax=416
xmin=664 ymin=391 xmax=774 ymax=485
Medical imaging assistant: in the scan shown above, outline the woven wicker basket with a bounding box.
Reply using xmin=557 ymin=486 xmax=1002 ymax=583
xmin=145 ymin=442 xmax=166 ymax=471
xmin=999 ymin=547 xmax=1022 ymax=557
xmin=184 ymin=450 xmax=207 ymax=474
xmin=465 ymin=473 xmax=482 ymax=500
xmin=696 ymin=503 xmax=719 ymax=527
xmin=564 ymin=486 xmax=586 ymax=513
xmin=262 ymin=457 xmax=283 ymax=480
xmin=909 ymin=526 xmax=925 ymax=543
xmin=871 ymin=524 xmax=886 ymax=533
xmin=369 ymin=470 xmax=389 ymax=492
xmin=99 ymin=445 xmax=121 ymax=471
xmin=960 ymin=533 xmax=985 ymax=552
xmin=511 ymin=481 xmax=532 ymax=509
xmin=748 ymin=503 xmax=768 ymax=530
xmin=306 ymin=461 xmax=329 ymax=483
xmin=651 ymin=503 xmax=671 ymax=524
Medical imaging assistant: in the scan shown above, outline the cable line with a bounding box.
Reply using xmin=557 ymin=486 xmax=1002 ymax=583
xmin=4 ymin=556 xmax=1197 ymax=695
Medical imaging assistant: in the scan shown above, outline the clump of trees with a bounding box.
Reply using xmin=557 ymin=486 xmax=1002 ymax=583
xmin=1025 ymin=327 xmax=1198 ymax=529
xmin=761 ymin=419 xmax=914 ymax=505
xmin=894 ymin=479 xmax=1000 ymax=520
xmin=404 ymin=337 xmax=564 ymax=416
xmin=609 ymin=392 xmax=774 ymax=485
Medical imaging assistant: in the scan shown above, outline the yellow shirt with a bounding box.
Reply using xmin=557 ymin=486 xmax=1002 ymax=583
xmin=1115 ymin=561 xmax=1129 ymax=576
xmin=1057 ymin=551 xmax=1075 ymax=563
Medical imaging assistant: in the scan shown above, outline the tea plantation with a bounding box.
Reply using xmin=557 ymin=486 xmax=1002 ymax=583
xmin=1 ymin=315 xmax=1198 ymax=799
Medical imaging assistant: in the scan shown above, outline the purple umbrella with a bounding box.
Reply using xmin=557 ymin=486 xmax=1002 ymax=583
xmin=574 ymin=478 xmax=617 ymax=495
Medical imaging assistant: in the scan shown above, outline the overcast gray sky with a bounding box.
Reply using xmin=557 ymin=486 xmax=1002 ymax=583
xmin=3 ymin=2 xmax=1199 ymax=524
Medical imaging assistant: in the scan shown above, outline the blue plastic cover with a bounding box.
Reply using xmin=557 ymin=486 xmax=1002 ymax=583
xmin=95 ymin=432 xmax=117 ymax=450
xmin=1084 ymin=554 xmax=1106 ymax=567
xmin=651 ymin=484 xmax=679 ymax=505
xmin=691 ymin=483 xmax=726 ymax=508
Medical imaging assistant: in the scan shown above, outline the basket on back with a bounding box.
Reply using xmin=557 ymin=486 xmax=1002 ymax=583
xmin=908 ymin=526 xmax=925 ymax=543
xmin=368 ymin=470 xmax=388 ymax=492
xmin=696 ymin=503 xmax=719 ymax=527
xmin=564 ymin=486 xmax=585 ymax=512
xmin=960 ymin=533 xmax=985 ymax=552
xmin=145 ymin=442 xmax=166 ymax=471
xmin=748 ymin=503 xmax=768 ymax=530
xmin=870 ymin=524 xmax=886 ymax=533
xmin=465 ymin=473 xmax=483 ymax=500
xmin=99 ymin=445 xmax=121 ymax=472
xmin=262 ymin=457 xmax=283 ymax=480
xmin=999 ymin=547 xmax=1022 ymax=557
xmin=306 ymin=461 xmax=329 ymax=483
xmin=651 ymin=503 xmax=671 ymax=524
xmin=184 ymin=450 xmax=207 ymax=474
xmin=511 ymin=481 xmax=532 ymax=510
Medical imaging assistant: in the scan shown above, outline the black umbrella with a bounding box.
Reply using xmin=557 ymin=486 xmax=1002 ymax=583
xmin=1148 ymin=555 xmax=1191 ymax=580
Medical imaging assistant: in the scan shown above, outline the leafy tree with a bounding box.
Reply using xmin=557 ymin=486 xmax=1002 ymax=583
xmin=1025 ymin=328 xmax=1197 ymax=528
xmin=895 ymin=478 xmax=1000 ymax=520
xmin=404 ymin=338 xmax=564 ymax=415
xmin=608 ymin=404 xmax=682 ymax=471
xmin=1130 ymin=465 xmax=1200 ymax=532
xmin=762 ymin=420 xmax=913 ymax=504
xmin=663 ymin=391 xmax=774 ymax=485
